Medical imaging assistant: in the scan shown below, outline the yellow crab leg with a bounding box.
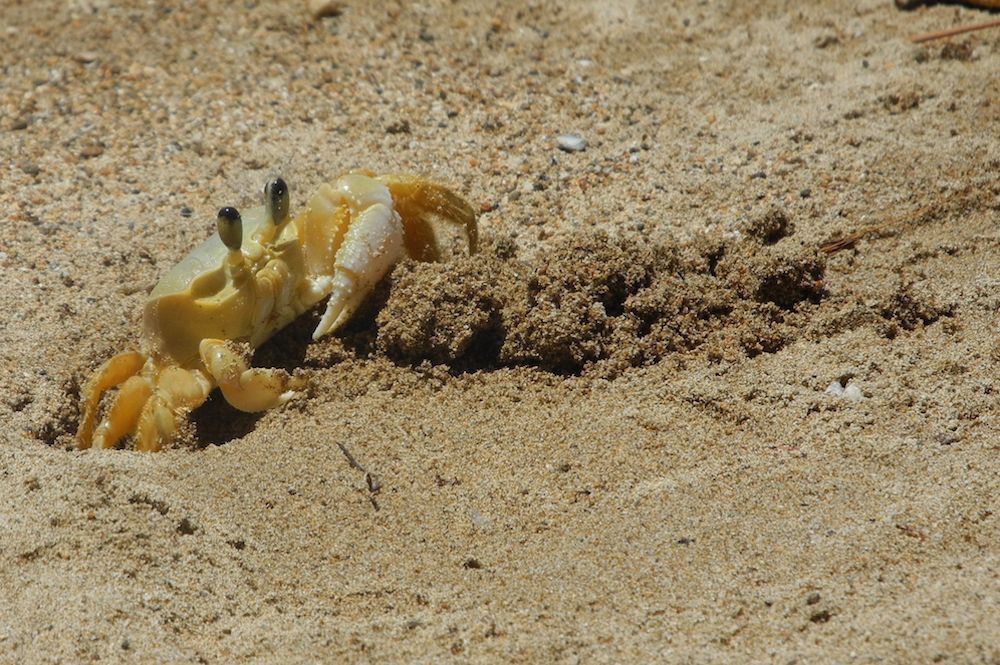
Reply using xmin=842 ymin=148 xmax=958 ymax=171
xmin=378 ymin=174 xmax=479 ymax=259
xmin=91 ymin=375 xmax=153 ymax=450
xmin=136 ymin=397 xmax=172 ymax=453
xmin=134 ymin=367 xmax=212 ymax=452
xmin=77 ymin=350 xmax=146 ymax=449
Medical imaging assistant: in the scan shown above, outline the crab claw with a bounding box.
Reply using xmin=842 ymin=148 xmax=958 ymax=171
xmin=302 ymin=173 xmax=477 ymax=340
xmin=199 ymin=339 xmax=297 ymax=412
xmin=310 ymin=175 xmax=405 ymax=339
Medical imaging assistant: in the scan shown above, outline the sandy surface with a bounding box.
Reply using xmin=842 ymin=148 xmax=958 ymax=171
xmin=1 ymin=0 xmax=998 ymax=662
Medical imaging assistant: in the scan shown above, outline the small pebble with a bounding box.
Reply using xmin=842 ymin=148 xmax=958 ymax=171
xmin=824 ymin=381 xmax=845 ymax=397
xmin=556 ymin=134 xmax=586 ymax=152
xmin=809 ymin=609 xmax=832 ymax=624
xmin=80 ymin=142 xmax=105 ymax=159
xmin=309 ymin=0 xmax=344 ymax=19
xmin=468 ymin=509 xmax=490 ymax=529
xmin=176 ymin=517 xmax=198 ymax=535
xmin=934 ymin=432 xmax=960 ymax=446
xmin=813 ymin=34 xmax=839 ymax=49
xmin=386 ymin=119 xmax=411 ymax=135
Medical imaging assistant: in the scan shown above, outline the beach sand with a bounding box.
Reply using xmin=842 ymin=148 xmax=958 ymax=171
xmin=1 ymin=0 xmax=997 ymax=661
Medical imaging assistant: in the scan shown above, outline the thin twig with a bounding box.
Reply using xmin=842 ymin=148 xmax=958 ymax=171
xmin=336 ymin=441 xmax=382 ymax=510
xmin=819 ymin=186 xmax=980 ymax=255
xmin=820 ymin=226 xmax=884 ymax=254
xmin=336 ymin=441 xmax=366 ymax=471
xmin=910 ymin=17 xmax=1000 ymax=43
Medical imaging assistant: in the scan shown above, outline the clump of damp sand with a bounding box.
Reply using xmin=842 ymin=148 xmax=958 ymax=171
xmin=376 ymin=209 xmax=827 ymax=377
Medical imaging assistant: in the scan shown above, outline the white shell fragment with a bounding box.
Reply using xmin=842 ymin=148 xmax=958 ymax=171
xmin=824 ymin=380 xmax=864 ymax=403
xmin=824 ymin=381 xmax=845 ymax=397
xmin=556 ymin=134 xmax=587 ymax=152
xmin=842 ymin=384 xmax=864 ymax=403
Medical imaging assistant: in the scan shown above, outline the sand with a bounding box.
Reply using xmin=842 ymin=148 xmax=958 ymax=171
xmin=1 ymin=0 xmax=998 ymax=662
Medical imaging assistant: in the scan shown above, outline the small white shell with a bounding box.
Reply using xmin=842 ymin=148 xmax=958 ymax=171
xmin=556 ymin=134 xmax=587 ymax=152
xmin=824 ymin=381 xmax=845 ymax=397
xmin=843 ymin=384 xmax=864 ymax=403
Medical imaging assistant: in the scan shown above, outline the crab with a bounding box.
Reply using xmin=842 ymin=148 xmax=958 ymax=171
xmin=77 ymin=172 xmax=478 ymax=451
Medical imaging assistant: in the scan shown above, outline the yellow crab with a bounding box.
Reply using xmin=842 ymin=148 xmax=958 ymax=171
xmin=77 ymin=172 xmax=477 ymax=451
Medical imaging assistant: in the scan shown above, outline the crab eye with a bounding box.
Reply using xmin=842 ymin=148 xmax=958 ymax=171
xmin=216 ymin=206 xmax=243 ymax=251
xmin=264 ymin=177 xmax=289 ymax=225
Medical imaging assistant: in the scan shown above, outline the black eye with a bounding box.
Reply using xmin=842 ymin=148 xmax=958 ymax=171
xmin=264 ymin=177 xmax=290 ymax=225
xmin=216 ymin=206 xmax=243 ymax=251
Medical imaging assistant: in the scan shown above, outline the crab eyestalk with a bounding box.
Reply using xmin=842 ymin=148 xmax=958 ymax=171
xmin=217 ymin=206 xmax=244 ymax=266
xmin=264 ymin=177 xmax=289 ymax=226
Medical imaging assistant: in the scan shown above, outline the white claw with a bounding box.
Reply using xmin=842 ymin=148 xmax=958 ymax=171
xmin=311 ymin=191 xmax=404 ymax=339
xmin=313 ymin=270 xmax=358 ymax=339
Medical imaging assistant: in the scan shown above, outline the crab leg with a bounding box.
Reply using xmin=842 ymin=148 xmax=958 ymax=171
xmin=136 ymin=398 xmax=169 ymax=453
xmin=134 ymin=367 xmax=212 ymax=452
xmin=378 ymin=174 xmax=479 ymax=260
xmin=199 ymin=339 xmax=296 ymax=413
xmin=77 ymin=350 xmax=146 ymax=449
xmin=91 ymin=375 xmax=153 ymax=449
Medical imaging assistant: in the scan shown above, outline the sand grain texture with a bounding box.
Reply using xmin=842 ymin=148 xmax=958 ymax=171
xmin=1 ymin=1 xmax=998 ymax=662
